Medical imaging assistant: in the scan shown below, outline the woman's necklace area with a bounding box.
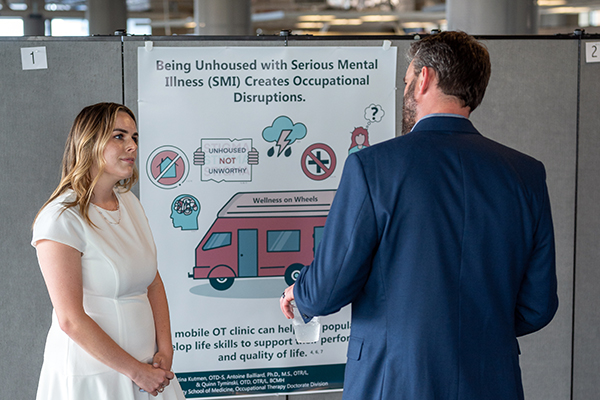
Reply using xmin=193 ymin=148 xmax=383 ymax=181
xmin=91 ymin=193 xmax=121 ymax=225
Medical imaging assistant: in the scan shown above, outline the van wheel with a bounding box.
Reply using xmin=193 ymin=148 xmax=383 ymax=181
xmin=285 ymin=263 xmax=304 ymax=286
xmin=210 ymin=277 xmax=234 ymax=290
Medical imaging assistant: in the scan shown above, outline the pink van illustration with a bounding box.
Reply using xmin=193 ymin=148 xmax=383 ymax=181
xmin=189 ymin=190 xmax=335 ymax=290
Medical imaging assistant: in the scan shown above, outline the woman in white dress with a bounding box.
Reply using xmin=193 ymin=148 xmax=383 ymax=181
xmin=32 ymin=103 xmax=186 ymax=399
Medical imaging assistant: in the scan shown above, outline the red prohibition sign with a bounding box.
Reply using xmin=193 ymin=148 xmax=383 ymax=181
xmin=301 ymin=143 xmax=337 ymax=181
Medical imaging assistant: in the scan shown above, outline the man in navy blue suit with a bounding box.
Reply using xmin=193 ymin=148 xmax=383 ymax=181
xmin=280 ymin=31 xmax=558 ymax=400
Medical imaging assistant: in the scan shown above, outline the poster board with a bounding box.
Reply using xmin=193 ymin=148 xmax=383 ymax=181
xmin=137 ymin=44 xmax=397 ymax=397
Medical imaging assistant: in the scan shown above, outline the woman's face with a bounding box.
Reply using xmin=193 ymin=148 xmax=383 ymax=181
xmin=94 ymin=111 xmax=138 ymax=183
xmin=355 ymin=133 xmax=365 ymax=145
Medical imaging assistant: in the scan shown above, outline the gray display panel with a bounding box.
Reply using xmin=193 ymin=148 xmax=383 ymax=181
xmin=1 ymin=34 xmax=596 ymax=400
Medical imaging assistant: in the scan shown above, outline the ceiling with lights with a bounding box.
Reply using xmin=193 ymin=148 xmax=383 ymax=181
xmin=1 ymin=0 xmax=600 ymax=35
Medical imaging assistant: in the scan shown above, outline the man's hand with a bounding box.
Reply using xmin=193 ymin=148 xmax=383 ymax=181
xmin=280 ymin=284 xmax=295 ymax=319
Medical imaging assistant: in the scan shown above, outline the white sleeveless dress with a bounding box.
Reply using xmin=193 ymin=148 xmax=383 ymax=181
xmin=32 ymin=189 xmax=185 ymax=400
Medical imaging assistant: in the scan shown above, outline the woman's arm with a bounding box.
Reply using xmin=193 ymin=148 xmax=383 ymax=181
xmin=36 ymin=239 xmax=172 ymax=396
xmin=147 ymin=272 xmax=175 ymax=372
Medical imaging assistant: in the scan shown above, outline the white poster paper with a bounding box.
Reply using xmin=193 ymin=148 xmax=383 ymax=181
xmin=138 ymin=45 xmax=397 ymax=398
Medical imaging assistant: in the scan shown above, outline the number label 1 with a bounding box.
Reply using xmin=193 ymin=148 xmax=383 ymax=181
xmin=20 ymin=46 xmax=48 ymax=70
xmin=585 ymin=42 xmax=600 ymax=63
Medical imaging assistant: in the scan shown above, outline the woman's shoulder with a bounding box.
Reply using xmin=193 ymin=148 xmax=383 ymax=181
xmin=37 ymin=190 xmax=80 ymax=220
xmin=33 ymin=190 xmax=86 ymax=250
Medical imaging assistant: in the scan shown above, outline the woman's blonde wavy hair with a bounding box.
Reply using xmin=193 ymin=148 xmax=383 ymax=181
xmin=35 ymin=102 xmax=138 ymax=227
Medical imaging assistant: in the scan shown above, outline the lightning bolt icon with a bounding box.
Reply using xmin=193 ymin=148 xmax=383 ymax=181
xmin=276 ymin=129 xmax=292 ymax=157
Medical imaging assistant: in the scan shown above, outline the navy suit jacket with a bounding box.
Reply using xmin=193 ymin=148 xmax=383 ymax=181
xmin=294 ymin=116 xmax=558 ymax=400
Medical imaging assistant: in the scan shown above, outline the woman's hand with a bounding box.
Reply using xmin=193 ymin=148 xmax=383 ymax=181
xmin=152 ymin=349 xmax=175 ymax=392
xmin=133 ymin=362 xmax=174 ymax=396
xmin=152 ymin=350 xmax=173 ymax=372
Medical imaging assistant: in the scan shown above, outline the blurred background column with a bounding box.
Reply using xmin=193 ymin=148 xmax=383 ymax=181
xmin=447 ymin=0 xmax=538 ymax=34
xmin=194 ymin=0 xmax=252 ymax=35
xmin=23 ymin=0 xmax=45 ymax=36
xmin=87 ymin=0 xmax=128 ymax=35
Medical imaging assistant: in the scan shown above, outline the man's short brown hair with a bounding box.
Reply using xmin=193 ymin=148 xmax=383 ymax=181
xmin=408 ymin=31 xmax=492 ymax=112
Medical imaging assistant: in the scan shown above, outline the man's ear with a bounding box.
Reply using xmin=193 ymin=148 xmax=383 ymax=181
xmin=416 ymin=66 xmax=436 ymax=95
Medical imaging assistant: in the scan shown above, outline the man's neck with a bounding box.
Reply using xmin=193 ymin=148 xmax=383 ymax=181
xmin=417 ymin=99 xmax=470 ymax=121
xmin=420 ymin=113 xmax=468 ymax=120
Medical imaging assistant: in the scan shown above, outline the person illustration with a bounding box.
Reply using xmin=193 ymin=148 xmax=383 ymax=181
xmin=348 ymin=127 xmax=370 ymax=155
xmin=171 ymin=194 xmax=200 ymax=230
xmin=32 ymin=102 xmax=186 ymax=399
xmin=281 ymin=31 xmax=558 ymax=400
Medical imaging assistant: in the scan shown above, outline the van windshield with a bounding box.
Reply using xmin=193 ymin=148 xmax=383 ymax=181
xmin=203 ymin=232 xmax=232 ymax=250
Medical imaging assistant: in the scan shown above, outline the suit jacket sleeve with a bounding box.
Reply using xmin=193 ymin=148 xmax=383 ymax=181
xmin=515 ymin=164 xmax=559 ymax=336
xmin=294 ymin=153 xmax=378 ymax=320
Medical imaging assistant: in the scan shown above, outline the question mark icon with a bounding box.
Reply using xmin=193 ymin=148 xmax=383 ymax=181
xmin=371 ymin=106 xmax=378 ymax=120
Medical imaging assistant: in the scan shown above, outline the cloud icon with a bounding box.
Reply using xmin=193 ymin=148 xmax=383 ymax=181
xmin=262 ymin=116 xmax=307 ymax=143
xmin=262 ymin=116 xmax=307 ymax=157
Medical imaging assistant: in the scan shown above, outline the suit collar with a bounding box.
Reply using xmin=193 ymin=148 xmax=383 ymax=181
xmin=410 ymin=115 xmax=479 ymax=135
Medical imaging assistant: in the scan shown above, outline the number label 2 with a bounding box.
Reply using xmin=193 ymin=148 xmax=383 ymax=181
xmin=586 ymin=42 xmax=600 ymax=63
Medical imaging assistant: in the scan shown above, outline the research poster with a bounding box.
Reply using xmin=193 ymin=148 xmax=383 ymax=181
xmin=138 ymin=45 xmax=397 ymax=398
